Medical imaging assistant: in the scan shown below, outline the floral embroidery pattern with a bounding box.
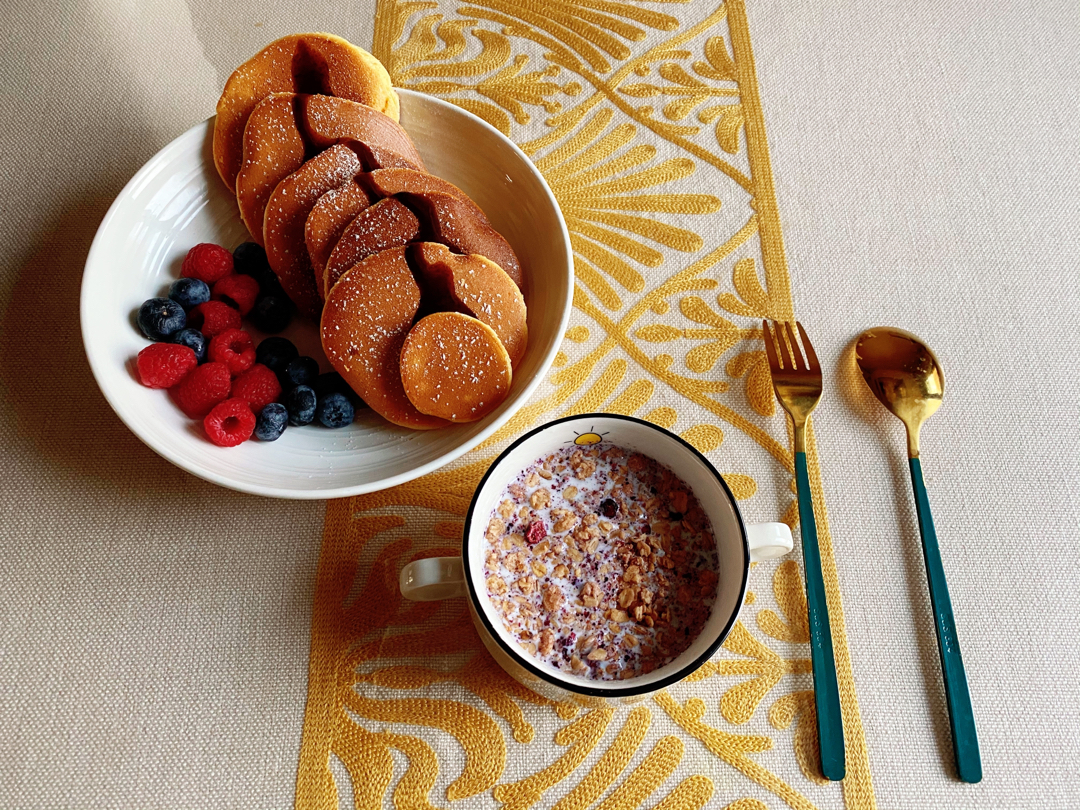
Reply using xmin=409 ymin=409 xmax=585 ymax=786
xmin=296 ymin=2 xmax=875 ymax=808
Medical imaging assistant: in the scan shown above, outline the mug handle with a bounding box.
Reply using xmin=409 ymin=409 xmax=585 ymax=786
xmin=747 ymin=522 xmax=794 ymax=561
xmin=401 ymin=522 xmax=793 ymax=601
xmin=400 ymin=556 xmax=467 ymax=601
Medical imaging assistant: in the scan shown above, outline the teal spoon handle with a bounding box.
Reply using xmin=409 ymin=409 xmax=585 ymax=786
xmin=794 ymin=451 xmax=846 ymax=781
xmin=909 ymin=457 xmax=982 ymax=783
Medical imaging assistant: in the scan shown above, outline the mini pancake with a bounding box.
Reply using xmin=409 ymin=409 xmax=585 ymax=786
xmin=214 ymin=32 xmax=397 ymax=191
xmin=321 ymin=247 xmax=449 ymax=430
xmin=349 ymin=141 xmax=423 ymax=171
xmin=366 ymin=169 xmax=484 ymax=220
xmin=323 ymin=198 xmax=420 ymax=297
xmin=399 ymin=312 xmax=512 ymax=423
xmin=409 ymin=242 xmax=528 ymax=368
xmin=264 ymin=145 xmax=363 ymax=319
xmin=235 ymin=93 xmax=306 ymax=246
xmin=236 ymin=92 xmax=424 ymax=246
xmin=400 ymin=191 xmax=523 ymax=289
xmin=305 ymin=178 xmax=375 ymax=291
xmin=299 ymin=95 xmax=424 ymax=171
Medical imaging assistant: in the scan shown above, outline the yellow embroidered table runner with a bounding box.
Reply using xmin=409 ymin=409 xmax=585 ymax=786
xmin=297 ymin=2 xmax=875 ymax=807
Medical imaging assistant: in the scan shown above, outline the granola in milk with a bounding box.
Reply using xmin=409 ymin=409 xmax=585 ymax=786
xmin=482 ymin=444 xmax=720 ymax=680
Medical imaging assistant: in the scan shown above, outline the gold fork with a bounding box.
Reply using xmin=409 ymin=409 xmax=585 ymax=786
xmin=762 ymin=320 xmax=846 ymax=781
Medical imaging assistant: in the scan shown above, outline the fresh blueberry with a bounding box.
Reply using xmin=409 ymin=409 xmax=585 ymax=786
xmin=137 ymin=297 xmax=186 ymax=341
xmin=314 ymin=372 xmax=365 ymax=409
xmin=255 ymin=336 xmax=298 ymax=373
xmin=316 ymin=392 xmax=355 ymax=428
xmin=168 ymin=277 xmax=210 ymax=310
xmin=232 ymin=241 xmax=266 ymax=271
xmin=254 ymin=403 xmax=289 ymax=441
xmin=259 ymin=273 xmax=288 ymax=300
xmin=313 ymin=372 xmax=346 ymax=397
xmin=281 ymin=356 xmax=319 ymax=389
xmin=171 ymin=328 xmax=208 ymax=363
xmin=250 ymin=294 xmax=292 ymax=333
xmin=284 ymin=385 xmax=317 ymax=426
xmin=232 ymin=242 xmax=276 ymax=289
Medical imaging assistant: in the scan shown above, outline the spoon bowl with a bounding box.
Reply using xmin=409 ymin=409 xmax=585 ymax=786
xmin=855 ymin=327 xmax=944 ymax=457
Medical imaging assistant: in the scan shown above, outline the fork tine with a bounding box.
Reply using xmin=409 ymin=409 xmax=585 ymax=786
xmin=774 ymin=320 xmax=796 ymax=371
xmin=796 ymin=321 xmax=821 ymax=372
xmin=784 ymin=321 xmax=805 ymax=371
xmin=762 ymin=320 xmax=781 ymax=372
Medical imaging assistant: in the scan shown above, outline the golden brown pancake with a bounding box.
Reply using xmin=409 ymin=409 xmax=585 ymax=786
xmin=236 ymin=92 xmax=425 ymax=246
xmin=366 ymin=169 xmax=483 ymax=219
xmin=323 ymin=198 xmax=420 ymax=297
xmin=264 ymin=145 xmax=363 ymax=319
xmin=351 ymin=142 xmax=424 ymax=171
xmin=321 ymin=247 xmax=449 ymax=430
xmin=409 ymin=242 xmax=528 ymax=368
xmin=299 ymin=95 xmax=423 ymax=170
xmin=214 ymin=33 xmax=397 ymax=191
xmin=235 ymin=93 xmax=306 ymax=247
xmin=401 ymin=191 xmax=522 ymax=289
xmin=305 ymin=179 xmax=375 ymax=295
xmin=399 ymin=312 xmax=512 ymax=423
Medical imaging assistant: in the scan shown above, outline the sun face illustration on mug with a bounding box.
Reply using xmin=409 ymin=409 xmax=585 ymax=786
xmin=569 ymin=427 xmax=608 ymax=446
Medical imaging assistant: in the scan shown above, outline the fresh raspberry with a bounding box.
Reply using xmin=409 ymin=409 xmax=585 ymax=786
xmin=525 ymin=520 xmax=547 ymax=546
xmin=170 ymin=362 xmax=232 ymax=419
xmin=212 ymin=274 xmax=260 ymax=316
xmin=203 ymin=398 xmax=256 ymax=447
xmin=231 ymin=363 xmax=282 ymax=411
xmin=208 ymin=329 xmax=256 ymax=376
xmin=181 ymin=243 xmax=233 ymax=284
xmin=187 ymin=301 xmax=241 ymax=337
xmin=136 ymin=343 xmax=197 ymax=389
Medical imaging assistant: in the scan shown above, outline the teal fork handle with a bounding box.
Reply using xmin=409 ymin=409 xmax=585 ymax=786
xmin=909 ymin=457 xmax=982 ymax=783
xmin=794 ymin=451 xmax=846 ymax=781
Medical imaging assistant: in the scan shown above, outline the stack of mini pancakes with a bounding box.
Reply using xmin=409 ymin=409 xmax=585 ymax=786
xmin=213 ymin=33 xmax=526 ymax=429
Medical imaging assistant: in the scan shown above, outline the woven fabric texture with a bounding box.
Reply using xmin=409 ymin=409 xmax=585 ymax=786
xmin=0 ymin=0 xmax=1076 ymax=808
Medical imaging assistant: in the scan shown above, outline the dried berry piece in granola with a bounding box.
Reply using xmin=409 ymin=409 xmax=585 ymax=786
xmin=525 ymin=520 xmax=547 ymax=545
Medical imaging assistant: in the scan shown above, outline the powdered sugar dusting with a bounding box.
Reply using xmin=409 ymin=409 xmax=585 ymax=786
xmin=399 ymin=312 xmax=511 ymax=422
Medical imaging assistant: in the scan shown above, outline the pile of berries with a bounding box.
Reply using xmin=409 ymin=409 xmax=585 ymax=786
xmin=134 ymin=242 xmax=361 ymax=447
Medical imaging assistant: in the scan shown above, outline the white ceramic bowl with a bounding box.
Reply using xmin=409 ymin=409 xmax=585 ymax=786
xmin=81 ymin=89 xmax=573 ymax=498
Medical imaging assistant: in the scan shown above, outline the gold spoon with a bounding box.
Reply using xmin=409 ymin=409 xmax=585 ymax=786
xmin=855 ymin=327 xmax=981 ymax=783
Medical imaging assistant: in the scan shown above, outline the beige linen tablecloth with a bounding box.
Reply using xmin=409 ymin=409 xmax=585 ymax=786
xmin=1 ymin=1 xmax=1077 ymax=808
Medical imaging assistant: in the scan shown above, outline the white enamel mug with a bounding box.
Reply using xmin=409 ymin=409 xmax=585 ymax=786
xmin=399 ymin=414 xmax=793 ymax=702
